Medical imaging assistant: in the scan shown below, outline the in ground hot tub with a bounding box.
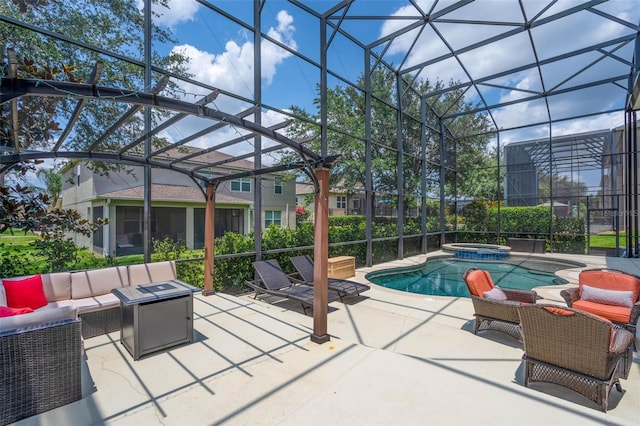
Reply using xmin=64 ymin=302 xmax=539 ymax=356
xmin=441 ymin=243 xmax=511 ymax=260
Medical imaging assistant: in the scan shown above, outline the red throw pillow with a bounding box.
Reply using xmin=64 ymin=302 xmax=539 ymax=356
xmin=2 ymin=275 xmax=48 ymax=309
xmin=0 ymin=306 xmax=35 ymax=317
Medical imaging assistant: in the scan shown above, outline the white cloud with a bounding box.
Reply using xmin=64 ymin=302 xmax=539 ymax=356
xmin=381 ymin=0 xmax=640 ymax=141
xmin=170 ymin=10 xmax=296 ymax=99
xmin=158 ymin=10 xmax=297 ymax=154
xmin=157 ymin=107 xmax=290 ymax=162
xmin=136 ymin=0 xmax=199 ymax=28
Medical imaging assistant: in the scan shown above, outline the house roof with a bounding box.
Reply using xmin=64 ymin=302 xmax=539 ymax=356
xmin=157 ymin=146 xmax=256 ymax=172
xmin=296 ymin=182 xmax=315 ymax=195
xmin=296 ymin=181 xmax=364 ymax=196
xmin=99 ymin=184 xmax=250 ymax=205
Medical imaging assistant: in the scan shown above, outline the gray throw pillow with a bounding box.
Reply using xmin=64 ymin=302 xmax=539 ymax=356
xmin=484 ymin=286 xmax=508 ymax=301
xmin=581 ymin=284 xmax=634 ymax=308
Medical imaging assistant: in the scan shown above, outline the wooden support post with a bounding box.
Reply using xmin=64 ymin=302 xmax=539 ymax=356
xmin=202 ymin=184 xmax=215 ymax=296
xmin=311 ymin=168 xmax=330 ymax=343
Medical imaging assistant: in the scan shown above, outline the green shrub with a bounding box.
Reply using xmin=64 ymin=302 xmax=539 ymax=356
xmin=551 ymin=217 xmax=586 ymax=253
xmin=151 ymin=237 xmax=205 ymax=288
xmin=214 ymin=232 xmax=254 ymax=291
xmin=0 ymin=244 xmax=39 ymax=277
xmin=460 ymin=201 xmax=586 ymax=254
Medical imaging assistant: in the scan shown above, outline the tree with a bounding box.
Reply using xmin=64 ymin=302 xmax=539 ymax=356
xmin=281 ymin=67 xmax=493 ymax=215
xmin=1 ymin=164 xmax=107 ymax=272
xmin=0 ymin=0 xmax=191 ymax=179
xmin=457 ymin=145 xmax=502 ymax=200
xmin=36 ymin=165 xmax=62 ymax=208
xmin=538 ymin=173 xmax=589 ymax=202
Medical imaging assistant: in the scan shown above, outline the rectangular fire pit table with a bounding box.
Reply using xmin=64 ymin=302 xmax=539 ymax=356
xmin=112 ymin=280 xmax=200 ymax=360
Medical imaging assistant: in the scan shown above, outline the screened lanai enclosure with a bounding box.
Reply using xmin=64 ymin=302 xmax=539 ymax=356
xmin=2 ymin=0 xmax=640 ymax=271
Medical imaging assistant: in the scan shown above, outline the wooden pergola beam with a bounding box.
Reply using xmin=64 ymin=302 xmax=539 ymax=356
xmin=202 ymin=183 xmax=216 ymax=295
xmin=311 ymin=167 xmax=330 ymax=343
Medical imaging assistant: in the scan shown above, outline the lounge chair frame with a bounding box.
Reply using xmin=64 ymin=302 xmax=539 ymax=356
xmin=247 ymin=260 xmax=339 ymax=314
xmin=289 ymin=255 xmax=370 ymax=301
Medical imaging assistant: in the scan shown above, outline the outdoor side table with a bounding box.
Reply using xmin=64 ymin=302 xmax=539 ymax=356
xmin=112 ymin=280 xmax=199 ymax=360
xmin=327 ymin=256 xmax=356 ymax=279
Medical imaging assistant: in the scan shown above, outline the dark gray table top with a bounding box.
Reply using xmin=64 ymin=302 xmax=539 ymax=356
xmin=112 ymin=280 xmax=200 ymax=305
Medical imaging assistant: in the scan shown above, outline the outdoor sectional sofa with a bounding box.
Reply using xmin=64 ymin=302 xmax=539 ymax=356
xmin=0 ymin=260 xmax=182 ymax=338
xmin=0 ymin=260 xmax=187 ymax=425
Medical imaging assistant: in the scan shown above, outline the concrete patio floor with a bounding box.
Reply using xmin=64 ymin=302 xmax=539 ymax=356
xmin=16 ymin=252 xmax=640 ymax=425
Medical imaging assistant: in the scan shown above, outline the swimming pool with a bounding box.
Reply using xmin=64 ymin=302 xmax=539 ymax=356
xmin=365 ymin=256 xmax=584 ymax=297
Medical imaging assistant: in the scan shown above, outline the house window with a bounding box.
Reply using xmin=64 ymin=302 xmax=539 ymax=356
xmin=265 ymin=210 xmax=281 ymax=227
xmin=274 ymin=178 xmax=283 ymax=195
xmin=231 ymin=177 xmax=251 ymax=192
xmin=92 ymin=206 xmax=103 ymax=248
xmin=336 ymin=196 xmax=346 ymax=209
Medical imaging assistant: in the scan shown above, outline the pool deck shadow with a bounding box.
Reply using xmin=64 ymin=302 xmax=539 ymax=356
xmin=18 ymin=251 xmax=640 ymax=425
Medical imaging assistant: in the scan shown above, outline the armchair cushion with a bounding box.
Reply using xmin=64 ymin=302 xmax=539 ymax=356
xmin=544 ymin=306 xmax=575 ymax=316
xmin=464 ymin=269 xmax=494 ymax=297
xmin=572 ymin=299 xmax=631 ymax=323
xmin=581 ymin=284 xmax=634 ymax=308
xmin=579 ymin=269 xmax=640 ymax=302
xmin=483 ymin=286 xmax=507 ymax=300
xmin=2 ymin=275 xmax=48 ymax=310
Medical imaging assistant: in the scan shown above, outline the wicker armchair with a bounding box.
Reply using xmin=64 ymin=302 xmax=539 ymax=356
xmin=0 ymin=318 xmax=82 ymax=425
xmin=518 ymin=304 xmax=634 ymax=412
xmin=462 ymin=268 xmax=537 ymax=340
xmin=560 ymin=268 xmax=640 ymax=342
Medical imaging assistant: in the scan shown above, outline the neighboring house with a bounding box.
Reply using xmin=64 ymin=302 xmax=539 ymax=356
xmin=296 ymin=182 xmax=366 ymax=218
xmin=60 ymin=148 xmax=296 ymax=257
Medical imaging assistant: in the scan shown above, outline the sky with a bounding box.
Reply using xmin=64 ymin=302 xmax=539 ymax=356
xmin=130 ymin=0 xmax=640 ymax=161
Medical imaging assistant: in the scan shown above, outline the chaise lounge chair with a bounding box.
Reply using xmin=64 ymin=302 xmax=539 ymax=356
xmin=246 ymin=260 xmax=339 ymax=314
xmin=290 ymin=255 xmax=370 ymax=301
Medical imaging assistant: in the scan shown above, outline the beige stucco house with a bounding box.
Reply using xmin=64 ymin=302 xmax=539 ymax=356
xmin=61 ymin=148 xmax=296 ymax=257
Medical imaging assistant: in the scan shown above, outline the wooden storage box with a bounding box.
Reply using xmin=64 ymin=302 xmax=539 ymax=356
xmin=328 ymin=256 xmax=356 ymax=279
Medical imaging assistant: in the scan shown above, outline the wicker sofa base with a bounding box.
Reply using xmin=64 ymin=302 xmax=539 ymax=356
xmin=80 ymin=307 xmax=121 ymax=339
xmin=523 ymin=355 xmax=624 ymax=412
xmin=0 ymin=319 xmax=82 ymax=425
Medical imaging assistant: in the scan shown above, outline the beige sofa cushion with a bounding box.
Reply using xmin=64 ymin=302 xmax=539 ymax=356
xmin=128 ymin=261 xmax=177 ymax=286
xmin=71 ymin=266 xmax=129 ymax=299
xmin=73 ymin=294 xmax=121 ymax=314
xmin=0 ymin=305 xmax=77 ymax=332
xmin=41 ymin=300 xmax=77 ymax=310
xmin=41 ymin=272 xmax=72 ymax=302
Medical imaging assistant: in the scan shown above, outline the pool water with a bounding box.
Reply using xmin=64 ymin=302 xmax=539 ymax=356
xmin=365 ymin=257 xmax=579 ymax=298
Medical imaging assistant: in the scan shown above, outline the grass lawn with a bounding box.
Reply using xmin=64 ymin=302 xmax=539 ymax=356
xmin=0 ymin=230 xmax=198 ymax=270
xmin=589 ymin=231 xmax=630 ymax=249
xmin=1 ymin=230 xmax=120 ymax=271
xmin=0 ymin=230 xmax=38 ymax=246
